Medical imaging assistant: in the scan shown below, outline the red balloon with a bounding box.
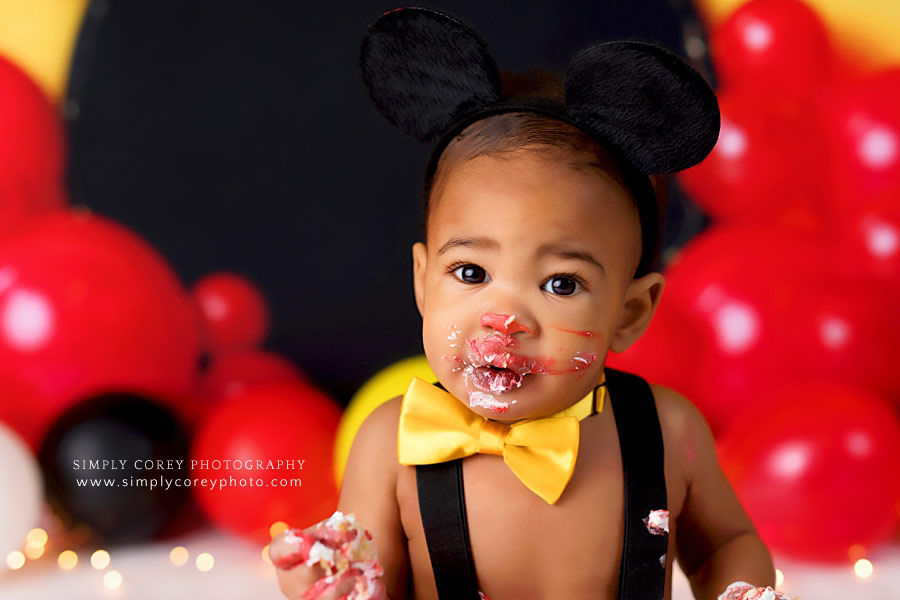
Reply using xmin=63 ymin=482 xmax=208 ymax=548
xmin=0 ymin=211 xmax=201 ymax=447
xmin=718 ymin=382 xmax=900 ymax=562
xmin=788 ymin=282 xmax=900 ymax=402
xmin=191 ymin=381 xmax=341 ymax=542
xmin=202 ymin=349 xmax=306 ymax=401
xmin=192 ymin=273 xmax=269 ymax=354
xmin=834 ymin=191 xmax=900 ymax=286
xmin=815 ymin=70 xmax=900 ymax=212
xmin=677 ymin=92 xmax=820 ymax=224
xmin=661 ymin=226 xmax=830 ymax=433
xmin=711 ymin=0 xmax=834 ymax=105
xmin=0 ymin=56 xmax=66 ymax=241
xmin=186 ymin=349 xmax=307 ymax=426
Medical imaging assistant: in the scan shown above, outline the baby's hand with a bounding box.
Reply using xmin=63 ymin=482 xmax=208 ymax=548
xmin=269 ymin=511 xmax=386 ymax=600
xmin=717 ymin=581 xmax=795 ymax=600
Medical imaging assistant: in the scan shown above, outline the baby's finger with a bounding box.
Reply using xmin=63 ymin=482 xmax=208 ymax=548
xmin=303 ymin=569 xmax=356 ymax=600
xmin=274 ymin=561 xmax=325 ymax=600
xmin=269 ymin=529 xmax=316 ymax=569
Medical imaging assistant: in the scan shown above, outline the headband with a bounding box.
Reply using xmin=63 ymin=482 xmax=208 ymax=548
xmin=360 ymin=7 xmax=720 ymax=275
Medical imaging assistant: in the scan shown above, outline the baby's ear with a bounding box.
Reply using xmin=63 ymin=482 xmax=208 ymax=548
xmin=412 ymin=242 xmax=427 ymax=317
xmin=360 ymin=7 xmax=501 ymax=143
xmin=565 ymin=41 xmax=720 ymax=174
xmin=610 ymin=272 xmax=665 ymax=353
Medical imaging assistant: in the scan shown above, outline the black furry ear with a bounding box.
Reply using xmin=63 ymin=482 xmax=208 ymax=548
xmin=360 ymin=8 xmax=501 ymax=143
xmin=565 ymin=41 xmax=720 ymax=174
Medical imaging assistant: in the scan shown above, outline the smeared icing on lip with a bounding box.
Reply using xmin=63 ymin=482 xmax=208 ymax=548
xmin=464 ymin=335 xmax=598 ymax=379
xmin=442 ymin=319 xmax=603 ymax=413
xmin=465 ymin=336 xmax=534 ymax=374
xmin=469 ymin=365 xmax=524 ymax=394
xmin=552 ymin=326 xmax=598 ymax=338
xmin=480 ymin=313 xmax=534 ymax=335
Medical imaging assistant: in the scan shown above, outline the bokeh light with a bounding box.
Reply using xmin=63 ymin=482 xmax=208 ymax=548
xmin=854 ymin=558 xmax=874 ymax=579
xmin=169 ymin=546 xmax=189 ymax=566
xmin=91 ymin=549 xmax=110 ymax=569
xmin=24 ymin=542 xmax=45 ymax=559
xmin=269 ymin=521 xmax=289 ymax=538
xmin=195 ymin=552 xmax=214 ymax=572
xmin=103 ymin=570 xmax=122 ymax=589
xmin=26 ymin=528 xmax=48 ymax=546
xmin=6 ymin=551 xmax=25 ymax=570
xmin=57 ymin=550 xmax=77 ymax=570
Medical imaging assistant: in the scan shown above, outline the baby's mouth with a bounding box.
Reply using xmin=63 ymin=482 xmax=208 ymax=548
xmin=463 ymin=335 xmax=537 ymax=394
xmin=469 ymin=365 xmax=527 ymax=394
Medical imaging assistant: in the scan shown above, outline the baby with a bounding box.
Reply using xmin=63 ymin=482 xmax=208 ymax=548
xmin=270 ymin=8 xmax=783 ymax=600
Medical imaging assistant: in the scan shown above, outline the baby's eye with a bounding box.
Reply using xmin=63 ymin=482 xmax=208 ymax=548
xmin=542 ymin=276 xmax=581 ymax=296
xmin=452 ymin=264 xmax=490 ymax=284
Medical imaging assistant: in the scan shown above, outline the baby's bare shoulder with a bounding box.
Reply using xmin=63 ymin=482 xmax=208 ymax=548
xmin=650 ymin=384 xmax=710 ymax=435
xmin=352 ymin=396 xmax=403 ymax=455
xmin=649 ymin=384 xmax=717 ymax=485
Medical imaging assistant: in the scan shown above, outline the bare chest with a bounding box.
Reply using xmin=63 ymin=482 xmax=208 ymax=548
xmin=397 ymin=412 xmax=683 ymax=600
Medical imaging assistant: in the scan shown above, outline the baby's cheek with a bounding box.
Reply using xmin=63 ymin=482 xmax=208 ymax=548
xmin=420 ymin=319 xmax=460 ymax=374
xmin=544 ymin=328 xmax=607 ymax=364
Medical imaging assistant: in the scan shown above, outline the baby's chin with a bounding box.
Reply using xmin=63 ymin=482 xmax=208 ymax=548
xmin=441 ymin=374 xmax=575 ymax=422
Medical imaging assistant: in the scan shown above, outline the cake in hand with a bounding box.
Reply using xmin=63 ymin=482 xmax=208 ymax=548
xmin=718 ymin=581 xmax=796 ymax=600
xmin=273 ymin=511 xmax=385 ymax=600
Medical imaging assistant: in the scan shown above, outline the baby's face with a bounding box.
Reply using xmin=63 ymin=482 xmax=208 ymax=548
xmin=413 ymin=152 xmax=644 ymax=421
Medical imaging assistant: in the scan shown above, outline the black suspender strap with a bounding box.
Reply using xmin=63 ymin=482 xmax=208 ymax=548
xmin=416 ymin=459 xmax=480 ymax=600
xmin=605 ymin=368 xmax=668 ymax=600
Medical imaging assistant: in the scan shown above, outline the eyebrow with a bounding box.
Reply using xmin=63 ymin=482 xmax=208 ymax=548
xmin=436 ymin=236 xmax=500 ymax=255
xmin=538 ymin=244 xmax=606 ymax=275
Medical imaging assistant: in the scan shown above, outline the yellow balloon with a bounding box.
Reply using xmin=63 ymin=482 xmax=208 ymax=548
xmin=0 ymin=0 xmax=90 ymax=103
xmin=334 ymin=355 xmax=435 ymax=486
xmin=696 ymin=0 xmax=900 ymax=71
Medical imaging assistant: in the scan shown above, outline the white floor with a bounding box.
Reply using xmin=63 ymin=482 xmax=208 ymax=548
xmin=1 ymin=529 xmax=897 ymax=600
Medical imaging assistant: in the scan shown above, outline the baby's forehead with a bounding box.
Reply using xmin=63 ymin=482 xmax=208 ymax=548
xmin=426 ymin=152 xmax=643 ymax=275
xmin=431 ymin=149 xmax=638 ymax=222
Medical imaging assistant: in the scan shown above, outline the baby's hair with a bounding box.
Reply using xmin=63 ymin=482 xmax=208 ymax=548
xmin=422 ymin=71 xmax=656 ymax=278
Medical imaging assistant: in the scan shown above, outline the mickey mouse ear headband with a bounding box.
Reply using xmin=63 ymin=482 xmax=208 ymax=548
xmin=359 ymin=7 xmax=720 ymax=274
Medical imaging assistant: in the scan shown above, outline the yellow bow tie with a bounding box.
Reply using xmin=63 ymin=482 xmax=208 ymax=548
xmin=397 ymin=376 xmax=605 ymax=504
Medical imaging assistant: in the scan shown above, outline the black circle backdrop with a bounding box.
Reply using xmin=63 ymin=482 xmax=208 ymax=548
xmin=38 ymin=393 xmax=191 ymax=544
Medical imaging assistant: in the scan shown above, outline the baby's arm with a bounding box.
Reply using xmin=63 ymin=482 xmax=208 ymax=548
xmin=658 ymin=387 xmax=776 ymax=600
xmin=272 ymin=398 xmax=409 ymax=599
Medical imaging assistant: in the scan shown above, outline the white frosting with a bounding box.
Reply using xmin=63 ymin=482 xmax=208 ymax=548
xmin=324 ymin=510 xmax=355 ymax=529
xmin=468 ymin=390 xmax=509 ymax=412
xmin=283 ymin=529 xmax=305 ymax=545
xmin=646 ymin=509 xmax=669 ymax=533
xmin=716 ymin=582 xmax=789 ymax=600
xmin=305 ymin=541 xmax=336 ymax=567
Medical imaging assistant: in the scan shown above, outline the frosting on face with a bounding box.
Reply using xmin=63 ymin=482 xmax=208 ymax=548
xmin=438 ymin=316 xmax=603 ymax=414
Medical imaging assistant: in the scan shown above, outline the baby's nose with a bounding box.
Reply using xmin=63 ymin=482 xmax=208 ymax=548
xmin=479 ymin=313 xmax=534 ymax=336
